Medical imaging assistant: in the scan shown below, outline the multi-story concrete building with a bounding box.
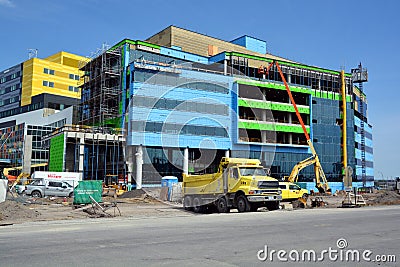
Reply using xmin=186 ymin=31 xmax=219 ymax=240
xmin=0 ymin=52 xmax=87 ymax=172
xmin=47 ymin=26 xmax=373 ymax=191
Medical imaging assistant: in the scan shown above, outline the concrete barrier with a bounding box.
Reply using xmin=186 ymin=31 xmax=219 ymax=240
xmin=0 ymin=179 xmax=8 ymax=203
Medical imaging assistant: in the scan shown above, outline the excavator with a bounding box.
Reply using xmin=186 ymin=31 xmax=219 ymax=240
xmin=262 ymin=61 xmax=331 ymax=194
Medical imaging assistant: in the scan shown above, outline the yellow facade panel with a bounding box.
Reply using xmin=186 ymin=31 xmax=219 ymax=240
xmin=20 ymin=52 xmax=87 ymax=107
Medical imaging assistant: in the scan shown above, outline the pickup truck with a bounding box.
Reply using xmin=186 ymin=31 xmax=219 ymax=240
xmin=25 ymin=179 xmax=74 ymax=198
xmin=279 ymin=182 xmax=309 ymax=201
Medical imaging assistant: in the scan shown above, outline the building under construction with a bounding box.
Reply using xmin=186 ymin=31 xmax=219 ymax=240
xmin=46 ymin=26 xmax=373 ymax=191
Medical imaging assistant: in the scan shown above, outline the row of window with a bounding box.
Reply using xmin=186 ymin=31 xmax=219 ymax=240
xmin=133 ymin=71 xmax=229 ymax=94
xmin=131 ymin=95 xmax=229 ymax=116
xmin=44 ymin=68 xmax=80 ymax=81
xmin=43 ymin=68 xmax=55 ymax=75
xmin=0 ymin=71 xmax=21 ymax=84
xmin=69 ymin=74 xmax=80 ymax=80
xmin=68 ymin=86 xmax=79 ymax=92
xmin=130 ymin=121 xmax=229 ymax=137
xmin=0 ymin=83 xmax=21 ymax=95
xmin=0 ymin=102 xmax=43 ymax=119
xmin=43 ymin=80 xmax=54 ymax=87
xmin=0 ymin=95 xmax=19 ymax=107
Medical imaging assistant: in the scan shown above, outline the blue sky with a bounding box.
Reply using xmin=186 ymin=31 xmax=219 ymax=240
xmin=0 ymin=0 xmax=399 ymax=179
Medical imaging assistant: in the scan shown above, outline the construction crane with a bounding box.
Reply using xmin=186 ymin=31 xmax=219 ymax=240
xmin=262 ymin=61 xmax=331 ymax=193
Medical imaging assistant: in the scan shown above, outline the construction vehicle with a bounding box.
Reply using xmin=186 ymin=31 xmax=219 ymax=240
xmin=103 ymin=174 xmax=127 ymax=196
xmin=182 ymin=157 xmax=282 ymax=213
xmin=263 ymin=61 xmax=331 ymax=193
xmin=9 ymin=172 xmax=30 ymax=194
xmin=279 ymin=181 xmax=309 ymax=201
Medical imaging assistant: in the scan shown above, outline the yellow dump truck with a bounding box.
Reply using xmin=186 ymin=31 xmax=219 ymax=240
xmin=182 ymin=157 xmax=282 ymax=213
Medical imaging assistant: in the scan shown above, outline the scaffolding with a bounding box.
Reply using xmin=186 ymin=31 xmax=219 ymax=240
xmin=79 ymin=47 xmax=122 ymax=127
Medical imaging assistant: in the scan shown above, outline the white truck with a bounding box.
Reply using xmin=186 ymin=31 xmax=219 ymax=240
xmin=31 ymin=171 xmax=82 ymax=188
xmin=24 ymin=172 xmax=83 ymax=198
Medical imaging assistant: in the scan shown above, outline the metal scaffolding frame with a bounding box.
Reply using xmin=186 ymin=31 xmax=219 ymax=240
xmin=79 ymin=48 xmax=122 ymax=126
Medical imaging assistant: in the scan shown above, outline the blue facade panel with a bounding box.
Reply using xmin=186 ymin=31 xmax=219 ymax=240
xmin=230 ymin=36 xmax=267 ymax=54
xmin=208 ymin=52 xmax=227 ymax=63
xmin=127 ymin=63 xmax=234 ymax=150
xmin=159 ymin=47 xmax=208 ymax=64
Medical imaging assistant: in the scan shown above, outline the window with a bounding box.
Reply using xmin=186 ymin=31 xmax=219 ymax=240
xmin=48 ymin=181 xmax=62 ymax=188
xmin=69 ymin=74 xmax=80 ymax=80
xmin=44 ymin=68 xmax=54 ymax=75
xmin=231 ymin=168 xmax=239 ymax=179
xmin=69 ymin=86 xmax=79 ymax=92
xmin=43 ymin=81 xmax=54 ymax=87
xmin=0 ymin=77 xmax=5 ymax=83
xmin=289 ymin=184 xmax=300 ymax=190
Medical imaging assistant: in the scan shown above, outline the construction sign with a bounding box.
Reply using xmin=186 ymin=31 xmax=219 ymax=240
xmin=73 ymin=181 xmax=102 ymax=204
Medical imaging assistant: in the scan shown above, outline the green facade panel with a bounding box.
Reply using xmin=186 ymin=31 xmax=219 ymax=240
xmin=237 ymin=80 xmax=311 ymax=94
xmin=238 ymin=99 xmax=309 ymax=114
xmin=238 ymin=121 xmax=309 ymax=134
xmin=310 ymin=90 xmax=352 ymax=102
xmin=49 ymin=134 xmax=65 ymax=172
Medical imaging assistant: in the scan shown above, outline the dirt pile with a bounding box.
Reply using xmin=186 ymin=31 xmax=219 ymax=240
xmin=119 ymin=189 xmax=146 ymax=198
xmin=0 ymin=200 xmax=40 ymax=223
xmin=365 ymin=191 xmax=400 ymax=205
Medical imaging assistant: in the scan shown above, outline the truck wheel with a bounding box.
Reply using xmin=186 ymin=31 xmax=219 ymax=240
xmin=32 ymin=191 xmax=42 ymax=198
xmin=217 ymin=197 xmax=230 ymax=213
xmin=266 ymin=201 xmax=280 ymax=211
xmin=237 ymin=195 xmax=250 ymax=213
xmin=183 ymin=196 xmax=193 ymax=211
xmin=193 ymin=197 xmax=204 ymax=213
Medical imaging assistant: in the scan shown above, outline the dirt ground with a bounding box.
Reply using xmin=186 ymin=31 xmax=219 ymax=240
xmin=1 ymin=189 xmax=399 ymax=225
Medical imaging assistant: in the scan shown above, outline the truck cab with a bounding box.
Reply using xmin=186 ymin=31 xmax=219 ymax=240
xmin=279 ymin=182 xmax=309 ymax=201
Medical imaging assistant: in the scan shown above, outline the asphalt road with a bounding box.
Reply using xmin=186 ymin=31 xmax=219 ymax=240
xmin=0 ymin=205 xmax=399 ymax=267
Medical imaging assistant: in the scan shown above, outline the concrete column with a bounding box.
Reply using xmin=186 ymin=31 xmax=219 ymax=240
xmin=22 ymin=135 xmax=32 ymax=174
xmin=262 ymin=109 xmax=267 ymax=122
xmin=288 ymin=113 xmax=293 ymax=144
xmin=287 ymin=73 xmax=291 ymax=83
xmin=183 ymin=147 xmax=189 ymax=175
xmin=223 ymin=59 xmax=227 ymax=75
xmin=225 ymin=150 xmax=230 ymax=158
xmin=261 ymin=131 xmax=267 ymax=143
xmin=125 ymin=145 xmax=134 ymax=188
xmin=135 ymin=145 xmax=143 ymax=189
xmin=78 ymin=137 xmax=85 ymax=174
